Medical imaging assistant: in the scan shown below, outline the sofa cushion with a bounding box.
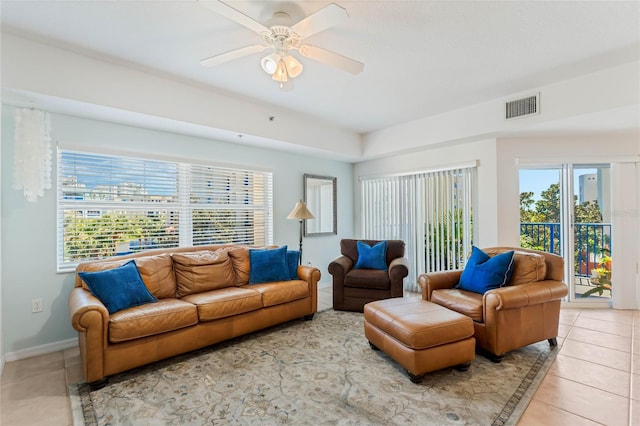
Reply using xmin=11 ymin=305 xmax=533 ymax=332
xmin=249 ymin=246 xmax=290 ymax=284
xmin=458 ymin=246 xmax=515 ymax=294
xmin=76 ymin=254 xmax=177 ymax=299
xmin=431 ymin=288 xmax=484 ymax=322
xmin=108 ymin=299 xmax=198 ymax=343
xmin=354 ymin=240 xmax=388 ymax=270
xmin=483 ymin=248 xmax=547 ymax=285
xmin=227 ymin=247 xmax=251 ymax=286
xmin=134 ymin=253 xmax=177 ymax=299
xmin=344 ymin=269 xmax=390 ymax=290
xmin=340 ymin=239 xmax=405 ymax=265
xmin=180 ymin=287 xmax=262 ymax=321
xmin=78 ymin=260 xmax=158 ymax=314
xmin=250 ymin=280 xmax=310 ymax=307
xmin=173 ymin=250 xmax=236 ymax=297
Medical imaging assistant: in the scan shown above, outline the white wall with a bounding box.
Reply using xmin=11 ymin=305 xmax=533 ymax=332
xmin=0 ymin=105 xmax=354 ymax=358
xmin=1 ymin=33 xmax=362 ymax=161
xmin=363 ymin=61 xmax=640 ymax=158
xmin=354 ymin=138 xmax=500 ymax=247
xmin=495 ymin=133 xmax=639 ymax=246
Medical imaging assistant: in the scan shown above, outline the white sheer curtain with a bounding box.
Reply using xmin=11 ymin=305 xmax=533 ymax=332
xmin=610 ymin=162 xmax=639 ymax=309
xmin=361 ymin=166 xmax=476 ymax=292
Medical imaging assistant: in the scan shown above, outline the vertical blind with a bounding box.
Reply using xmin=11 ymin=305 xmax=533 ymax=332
xmin=361 ymin=166 xmax=475 ymax=292
xmin=57 ymin=149 xmax=273 ymax=271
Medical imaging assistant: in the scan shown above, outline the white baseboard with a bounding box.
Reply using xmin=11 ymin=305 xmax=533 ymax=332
xmin=4 ymin=338 xmax=78 ymax=363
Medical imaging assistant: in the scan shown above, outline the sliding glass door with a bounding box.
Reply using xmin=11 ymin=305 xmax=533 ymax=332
xmin=519 ymin=164 xmax=611 ymax=303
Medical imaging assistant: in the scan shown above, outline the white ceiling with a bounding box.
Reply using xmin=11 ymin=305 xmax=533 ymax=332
xmin=1 ymin=0 xmax=639 ymax=136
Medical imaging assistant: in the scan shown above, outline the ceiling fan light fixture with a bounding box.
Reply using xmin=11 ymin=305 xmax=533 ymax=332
xmin=260 ymin=53 xmax=280 ymax=75
xmin=272 ymin=59 xmax=289 ymax=83
xmin=284 ymin=55 xmax=303 ymax=78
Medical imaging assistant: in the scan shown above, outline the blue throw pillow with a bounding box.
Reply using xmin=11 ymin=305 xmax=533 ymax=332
xmin=354 ymin=241 xmax=388 ymax=271
xmin=286 ymin=250 xmax=301 ymax=280
xmin=249 ymin=246 xmax=290 ymax=284
xmin=78 ymin=260 xmax=158 ymax=314
xmin=457 ymin=246 xmax=515 ymax=294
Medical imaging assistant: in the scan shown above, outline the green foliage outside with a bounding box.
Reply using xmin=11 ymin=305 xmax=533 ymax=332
xmin=63 ymin=209 xmax=258 ymax=264
xmin=520 ymin=183 xmax=602 ymax=224
xmin=63 ymin=211 xmax=179 ymax=262
xmin=426 ymin=208 xmax=471 ymax=271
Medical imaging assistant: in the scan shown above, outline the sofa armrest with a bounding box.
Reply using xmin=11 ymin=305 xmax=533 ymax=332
xmin=296 ymin=265 xmax=321 ymax=314
xmin=328 ymin=255 xmax=353 ymax=278
xmin=69 ymin=286 xmax=111 ymax=383
xmin=484 ymin=280 xmax=568 ymax=311
xmin=69 ymin=287 xmax=109 ymax=345
xmin=297 ymin=265 xmax=322 ymax=284
xmin=418 ymin=270 xmax=463 ymax=300
xmin=388 ymin=257 xmax=409 ymax=280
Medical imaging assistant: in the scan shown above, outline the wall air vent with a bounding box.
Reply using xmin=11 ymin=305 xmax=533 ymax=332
xmin=505 ymin=93 xmax=540 ymax=120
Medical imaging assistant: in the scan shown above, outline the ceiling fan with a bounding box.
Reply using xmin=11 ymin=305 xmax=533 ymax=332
xmin=198 ymin=0 xmax=364 ymax=87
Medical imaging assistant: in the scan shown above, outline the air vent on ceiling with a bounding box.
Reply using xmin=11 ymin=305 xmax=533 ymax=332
xmin=505 ymin=93 xmax=540 ymax=120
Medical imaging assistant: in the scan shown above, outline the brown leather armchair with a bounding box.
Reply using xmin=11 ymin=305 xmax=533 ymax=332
xmin=328 ymin=239 xmax=409 ymax=312
xmin=419 ymin=246 xmax=568 ymax=361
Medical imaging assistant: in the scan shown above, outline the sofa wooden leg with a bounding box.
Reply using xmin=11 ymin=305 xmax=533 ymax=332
xmin=303 ymin=314 xmax=315 ymax=321
xmin=369 ymin=341 xmax=379 ymax=351
xmin=88 ymin=378 xmax=108 ymax=391
xmin=454 ymin=362 xmax=471 ymax=372
xmin=407 ymin=371 xmax=425 ymax=384
xmin=548 ymin=337 xmax=558 ymax=347
xmin=487 ymin=353 xmax=504 ymax=363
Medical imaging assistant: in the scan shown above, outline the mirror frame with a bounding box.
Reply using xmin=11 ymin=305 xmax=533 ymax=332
xmin=303 ymin=174 xmax=337 ymax=236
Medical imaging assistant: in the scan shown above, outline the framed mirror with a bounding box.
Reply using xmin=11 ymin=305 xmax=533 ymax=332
xmin=304 ymin=174 xmax=337 ymax=236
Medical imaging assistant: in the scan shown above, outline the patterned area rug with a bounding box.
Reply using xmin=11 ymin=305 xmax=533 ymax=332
xmin=69 ymin=309 xmax=557 ymax=425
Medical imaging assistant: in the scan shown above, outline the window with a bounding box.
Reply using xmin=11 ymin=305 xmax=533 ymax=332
xmin=361 ymin=165 xmax=475 ymax=292
xmin=519 ymin=164 xmax=612 ymax=302
xmin=57 ymin=148 xmax=273 ymax=271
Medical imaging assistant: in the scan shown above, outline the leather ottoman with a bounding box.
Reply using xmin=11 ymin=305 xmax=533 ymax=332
xmin=364 ymin=297 xmax=475 ymax=383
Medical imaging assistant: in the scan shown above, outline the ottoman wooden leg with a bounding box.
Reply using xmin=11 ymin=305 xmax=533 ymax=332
xmin=407 ymin=371 xmax=426 ymax=384
xmin=369 ymin=341 xmax=380 ymax=351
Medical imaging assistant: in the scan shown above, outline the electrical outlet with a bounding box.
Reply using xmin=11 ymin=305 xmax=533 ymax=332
xmin=32 ymin=298 xmax=43 ymax=313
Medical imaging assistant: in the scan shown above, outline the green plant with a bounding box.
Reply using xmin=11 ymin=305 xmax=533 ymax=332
xmin=582 ymin=254 xmax=612 ymax=297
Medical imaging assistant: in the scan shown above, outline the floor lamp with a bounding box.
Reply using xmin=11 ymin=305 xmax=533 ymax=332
xmin=287 ymin=200 xmax=314 ymax=264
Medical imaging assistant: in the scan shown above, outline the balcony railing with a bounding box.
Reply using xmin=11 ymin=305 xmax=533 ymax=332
xmin=520 ymin=222 xmax=612 ymax=298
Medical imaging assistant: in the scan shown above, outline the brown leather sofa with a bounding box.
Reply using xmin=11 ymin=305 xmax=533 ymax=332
xmin=419 ymin=246 xmax=568 ymax=360
xmin=328 ymin=239 xmax=408 ymax=312
xmin=69 ymin=244 xmax=320 ymax=386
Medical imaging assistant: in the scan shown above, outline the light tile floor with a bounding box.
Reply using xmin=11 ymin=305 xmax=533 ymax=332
xmin=1 ymin=286 xmax=636 ymax=425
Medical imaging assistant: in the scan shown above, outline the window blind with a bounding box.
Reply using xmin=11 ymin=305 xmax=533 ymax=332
xmin=361 ymin=166 xmax=475 ymax=292
xmin=57 ymin=149 xmax=273 ymax=271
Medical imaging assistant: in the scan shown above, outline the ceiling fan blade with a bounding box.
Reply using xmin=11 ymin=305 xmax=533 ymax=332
xmin=197 ymin=0 xmax=270 ymax=35
xmin=291 ymin=3 xmax=349 ymax=39
xmin=200 ymin=44 xmax=267 ymax=67
xmin=298 ymin=44 xmax=364 ymax=75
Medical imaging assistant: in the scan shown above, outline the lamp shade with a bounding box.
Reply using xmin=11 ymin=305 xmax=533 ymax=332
xmin=260 ymin=53 xmax=279 ymax=74
xmin=284 ymin=55 xmax=303 ymax=78
xmin=272 ymin=59 xmax=288 ymax=83
xmin=287 ymin=200 xmax=314 ymax=220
